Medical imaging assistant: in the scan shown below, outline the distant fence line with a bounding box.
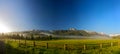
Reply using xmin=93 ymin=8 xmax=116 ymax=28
xmin=3 ymin=38 xmax=119 ymax=51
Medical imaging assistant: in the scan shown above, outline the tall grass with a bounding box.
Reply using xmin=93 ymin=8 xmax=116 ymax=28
xmin=5 ymin=39 xmax=120 ymax=54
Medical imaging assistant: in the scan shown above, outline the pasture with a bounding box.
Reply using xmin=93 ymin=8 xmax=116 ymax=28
xmin=4 ymin=39 xmax=120 ymax=54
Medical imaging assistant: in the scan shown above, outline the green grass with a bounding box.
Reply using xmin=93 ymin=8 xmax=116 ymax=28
xmin=5 ymin=39 xmax=120 ymax=54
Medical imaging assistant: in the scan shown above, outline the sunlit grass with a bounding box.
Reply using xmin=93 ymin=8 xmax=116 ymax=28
xmin=5 ymin=39 xmax=120 ymax=54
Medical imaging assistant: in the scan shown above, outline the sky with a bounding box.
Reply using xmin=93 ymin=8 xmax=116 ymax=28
xmin=1 ymin=0 xmax=120 ymax=34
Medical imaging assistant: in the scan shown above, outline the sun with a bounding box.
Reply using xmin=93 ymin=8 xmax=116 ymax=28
xmin=0 ymin=23 xmax=11 ymax=33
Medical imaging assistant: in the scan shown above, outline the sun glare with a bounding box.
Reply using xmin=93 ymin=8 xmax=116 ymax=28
xmin=0 ymin=23 xmax=11 ymax=33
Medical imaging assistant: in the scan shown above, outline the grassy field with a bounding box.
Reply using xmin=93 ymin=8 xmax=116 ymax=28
xmin=4 ymin=39 xmax=120 ymax=54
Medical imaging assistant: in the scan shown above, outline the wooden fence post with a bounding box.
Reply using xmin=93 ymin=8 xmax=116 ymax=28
xmin=100 ymin=43 xmax=102 ymax=48
xmin=118 ymin=42 xmax=119 ymax=46
xmin=25 ymin=37 xmax=26 ymax=46
xmin=111 ymin=42 xmax=113 ymax=47
xmin=24 ymin=36 xmax=27 ymax=54
xmin=5 ymin=38 xmax=7 ymax=54
xmin=32 ymin=35 xmax=36 ymax=54
xmin=46 ymin=43 xmax=48 ymax=49
xmin=83 ymin=44 xmax=86 ymax=50
xmin=33 ymin=41 xmax=36 ymax=47
xmin=64 ymin=44 xmax=67 ymax=50
xmin=14 ymin=39 xmax=16 ymax=42
xmin=18 ymin=36 xmax=20 ymax=47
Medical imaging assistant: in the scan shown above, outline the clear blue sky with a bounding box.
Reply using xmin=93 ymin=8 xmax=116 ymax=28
xmin=0 ymin=0 xmax=120 ymax=34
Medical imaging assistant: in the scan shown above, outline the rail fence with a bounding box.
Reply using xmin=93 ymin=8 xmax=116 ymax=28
xmin=4 ymin=39 xmax=119 ymax=51
xmin=0 ymin=38 xmax=119 ymax=54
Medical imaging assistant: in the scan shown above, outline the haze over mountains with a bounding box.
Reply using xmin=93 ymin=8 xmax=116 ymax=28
xmin=21 ymin=29 xmax=108 ymax=36
xmin=52 ymin=30 xmax=108 ymax=36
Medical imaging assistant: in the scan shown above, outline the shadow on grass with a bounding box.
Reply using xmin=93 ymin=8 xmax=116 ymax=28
xmin=5 ymin=44 xmax=28 ymax=54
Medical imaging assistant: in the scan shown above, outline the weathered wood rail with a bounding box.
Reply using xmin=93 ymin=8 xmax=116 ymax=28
xmin=5 ymin=39 xmax=119 ymax=51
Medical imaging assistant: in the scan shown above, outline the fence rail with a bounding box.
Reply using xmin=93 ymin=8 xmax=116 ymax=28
xmin=4 ymin=39 xmax=119 ymax=51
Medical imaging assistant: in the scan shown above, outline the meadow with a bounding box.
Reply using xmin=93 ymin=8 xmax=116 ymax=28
xmin=4 ymin=39 xmax=120 ymax=54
